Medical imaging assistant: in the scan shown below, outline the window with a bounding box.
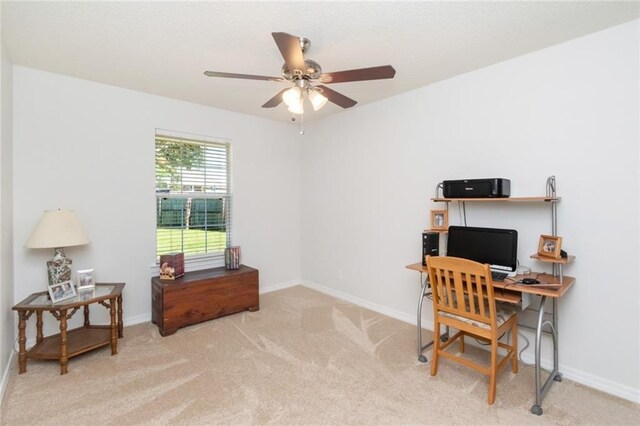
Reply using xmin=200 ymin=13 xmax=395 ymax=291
xmin=155 ymin=133 xmax=231 ymax=262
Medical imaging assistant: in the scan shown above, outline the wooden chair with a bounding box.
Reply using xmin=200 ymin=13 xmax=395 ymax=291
xmin=425 ymin=255 xmax=518 ymax=405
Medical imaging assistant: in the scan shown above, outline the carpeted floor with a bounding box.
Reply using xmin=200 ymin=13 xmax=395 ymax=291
xmin=1 ymin=285 xmax=638 ymax=425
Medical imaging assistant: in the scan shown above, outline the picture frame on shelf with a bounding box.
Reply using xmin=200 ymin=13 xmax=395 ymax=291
xmin=77 ymin=269 xmax=95 ymax=290
xmin=48 ymin=280 xmax=76 ymax=304
xmin=430 ymin=209 xmax=448 ymax=231
xmin=537 ymin=235 xmax=563 ymax=259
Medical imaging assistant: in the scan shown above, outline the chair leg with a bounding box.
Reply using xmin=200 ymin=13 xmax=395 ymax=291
xmin=488 ymin=339 xmax=498 ymax=405
xmin=511 ymin=322 xmax=518 ymax=374
xmin=431 ymin=320 xmax=441 ymax=376
xmin=460 ymin=333 xmax=465 ymax=353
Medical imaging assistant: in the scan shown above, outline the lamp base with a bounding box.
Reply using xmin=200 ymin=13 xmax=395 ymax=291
xmin=47 ymin=248 xmax=72 ymax=286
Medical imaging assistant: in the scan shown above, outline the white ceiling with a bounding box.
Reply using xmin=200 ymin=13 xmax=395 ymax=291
xmin=2 ymin=1 xmax=638 ymax=122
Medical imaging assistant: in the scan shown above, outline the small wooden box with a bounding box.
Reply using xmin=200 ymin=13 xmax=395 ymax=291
xmin=159 ymin=253 xmax=184 ymax=279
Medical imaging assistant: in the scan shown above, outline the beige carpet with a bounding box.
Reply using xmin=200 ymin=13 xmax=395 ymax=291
xmin=1 ymin=286 xmax=638 ymax=425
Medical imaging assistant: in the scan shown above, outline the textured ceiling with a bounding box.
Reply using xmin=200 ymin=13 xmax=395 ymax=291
xmin=2 ymin=1 xmax=638 ymax=122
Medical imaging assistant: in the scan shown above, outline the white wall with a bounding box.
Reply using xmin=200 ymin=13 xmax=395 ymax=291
xmin=301 ymin=20 xmax=639 ymax=400
xmin=12 ymin=67 xmax=302 ymax=335
xmin=0 ymin=6 xmax=16 ymax=398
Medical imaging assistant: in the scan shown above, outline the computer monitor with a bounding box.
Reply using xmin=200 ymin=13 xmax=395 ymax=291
xmin=446 ymin=226 xmax=518 ymax=273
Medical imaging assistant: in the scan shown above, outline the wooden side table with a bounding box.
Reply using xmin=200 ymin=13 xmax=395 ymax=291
xmin=12 ymin=283 xmax=125 ymax=375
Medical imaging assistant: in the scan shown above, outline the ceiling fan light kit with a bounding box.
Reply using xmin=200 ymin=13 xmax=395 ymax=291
xmin=283 ymin=86 xmax=302 ymax=108
xmin=287 ymin=100 xmax=304 ymax=115
xmin=309 ymin=88 xmax=328 ymax=111
xmin=204 ymin=32 xmax=396 ymax=118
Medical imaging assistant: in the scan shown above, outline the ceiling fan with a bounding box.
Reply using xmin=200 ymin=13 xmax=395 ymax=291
xmin=204 ymin=32 xmax=396 ymax=115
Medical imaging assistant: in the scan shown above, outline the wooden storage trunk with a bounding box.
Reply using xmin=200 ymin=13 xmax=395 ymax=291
xmin=151 ymin=265 xmax=259 ymax=336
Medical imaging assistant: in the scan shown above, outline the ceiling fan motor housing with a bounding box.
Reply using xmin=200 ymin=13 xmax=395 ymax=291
xmin=281 ymin=59 xmax=322 ymax=81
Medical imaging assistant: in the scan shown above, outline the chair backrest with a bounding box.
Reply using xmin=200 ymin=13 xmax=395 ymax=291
xmin=426 ymin=256 xmax=497 ymax=330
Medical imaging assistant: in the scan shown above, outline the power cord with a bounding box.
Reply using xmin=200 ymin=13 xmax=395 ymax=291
xmin=517 ymin=330 xmax=535 ymax=366
xmin=462 ymin=202 xmax=467 ymax=226
xmin=456 ymin=202 xmax=468 ymax=227
xmin=474 ymin=329 xmax=535 ymax=365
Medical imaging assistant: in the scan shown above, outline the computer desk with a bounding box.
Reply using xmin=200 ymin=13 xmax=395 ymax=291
xmin=406 ymin=262 xmax=576 ymax=415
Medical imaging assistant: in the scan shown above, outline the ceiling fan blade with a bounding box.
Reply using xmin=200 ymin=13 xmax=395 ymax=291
xmin=262 ymin=89 xmax=288 ymax=108
xmin=204 ymin=71 xmax=283 ymax=82
xmin=272 ymin=32 xmax=306 ymax=74
xmin=319 ymin=65 xmax=396 ymax=84
xmin=316 ymin=85 xmax=357 ymax=109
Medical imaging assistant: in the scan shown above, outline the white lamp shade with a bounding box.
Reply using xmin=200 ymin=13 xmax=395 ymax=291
xmin=283 ymin=87 xmax=302 ymax=107
xmin=25 ymin=209 xmax=90 ymax=249
xmin=287 ymin=100 xmax=304 ymax=115
xmin=309 ymin=89 xmax=328 ymax=111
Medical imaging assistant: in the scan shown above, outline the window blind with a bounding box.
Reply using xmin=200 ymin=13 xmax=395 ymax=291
xmin=155 ymin=134 xmax=232 ymax=260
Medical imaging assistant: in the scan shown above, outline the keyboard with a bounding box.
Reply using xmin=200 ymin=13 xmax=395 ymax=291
xmin=491 ymin=271 xmax=508 ymax=282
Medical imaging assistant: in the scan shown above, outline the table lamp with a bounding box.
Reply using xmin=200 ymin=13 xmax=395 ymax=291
xmin=25 ymin=209 xmax=90 ymax=287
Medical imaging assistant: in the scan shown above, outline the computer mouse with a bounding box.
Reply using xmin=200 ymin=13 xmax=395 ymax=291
xmin=522 ymin=278 xmax=540 ymax=285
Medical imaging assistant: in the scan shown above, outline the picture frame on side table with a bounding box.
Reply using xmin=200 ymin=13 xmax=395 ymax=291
xmin=538 ymin=235 xmax=563 ymax=259
xmin=77 ymin=268 xmax=96 ymax=290
xmin=48 ymin=280 xmax=76 ymax=304
xmin=430 ymin=209 xmax=448 ymax=231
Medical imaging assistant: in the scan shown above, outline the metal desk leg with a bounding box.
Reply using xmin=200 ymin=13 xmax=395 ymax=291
xmin=417 ymin=273 xmax=449 ymax=363
xmin=531 ymin=295 xmax=561 ymax=416
xmin=417 ymin=274 xmax=431 ymax=363
xmin=553 ymin=297 xmax=562 ymax=381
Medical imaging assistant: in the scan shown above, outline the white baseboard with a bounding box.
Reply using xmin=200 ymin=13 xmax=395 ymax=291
xmin=300 ymin=280 xmax=435 ymax=331
xmin=0 ymin=350 xmax=15 ymax=405
xmin=301 ymin=280 xmax=640 ymax=405
xmin=519 ymin=352 xmax=640 ymax=403
xmin=124 ymin=313 xmax=152 ymax=327
xmin=259 ymin=280 xmax=300 ymax=294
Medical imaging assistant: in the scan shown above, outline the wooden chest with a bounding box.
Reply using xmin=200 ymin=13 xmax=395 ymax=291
xmin=151 ymin=265 xmax=259 ymax=336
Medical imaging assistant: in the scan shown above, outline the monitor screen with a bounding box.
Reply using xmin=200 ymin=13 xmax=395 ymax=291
xmin=446 ymin=226 xmax=518 ymax=272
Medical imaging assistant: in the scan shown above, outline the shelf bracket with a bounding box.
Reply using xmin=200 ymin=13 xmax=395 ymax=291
xmin=546 ymin=176 xmax=556 ymax=198
xmin=435 ymin=181 xmax=444 ymax=199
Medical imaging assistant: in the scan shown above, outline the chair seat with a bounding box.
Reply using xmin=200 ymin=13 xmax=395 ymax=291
xmin=439 ymin=303 xmax=517 ymax=330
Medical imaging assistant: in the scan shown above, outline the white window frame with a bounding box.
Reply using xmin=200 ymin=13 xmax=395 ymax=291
xmin=153 ymin=130 xmax=232 ymax=272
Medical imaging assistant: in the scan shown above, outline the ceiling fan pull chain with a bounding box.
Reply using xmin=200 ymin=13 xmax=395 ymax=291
xmin=300 ymin=113 xmax=305 ymax=135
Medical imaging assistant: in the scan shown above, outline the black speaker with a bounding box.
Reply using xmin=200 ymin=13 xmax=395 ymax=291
xmin=422 ymin=232 xmax=439 ymax=265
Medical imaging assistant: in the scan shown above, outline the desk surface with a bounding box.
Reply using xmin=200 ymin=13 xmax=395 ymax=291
xmin=406 ymin=262 xmax=576 ymax=299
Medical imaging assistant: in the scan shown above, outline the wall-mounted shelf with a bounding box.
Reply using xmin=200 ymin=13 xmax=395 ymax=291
xmin=423 ymin=229 xmax=448 ymax=233
xmin=530 ymin=254 xmax=575 ymax=264
xmin=432 ymin=196 xmax=560 ymax=203
xmin=530 ymin=254 xmax=575 ymax=283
